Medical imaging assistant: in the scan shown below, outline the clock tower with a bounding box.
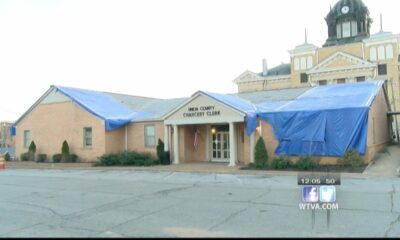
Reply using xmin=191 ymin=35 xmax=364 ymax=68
xmin=323 ymin=0 xmax=372 ymax=47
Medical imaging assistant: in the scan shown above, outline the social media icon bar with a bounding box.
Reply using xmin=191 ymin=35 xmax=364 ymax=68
xmin=302 ymin=186 xmax=337 ymax=203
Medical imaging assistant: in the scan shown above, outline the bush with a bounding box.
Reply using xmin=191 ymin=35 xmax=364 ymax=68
xmin=338 ymin=149 xmax=364 ymax=167
xmin=28 ymin=141 xmax=36 ymax=161
xmin=69 ymin=154 xmax=79 ymax=163
xmin=254 ymin=137 xmax=268 ymax=169
xmin=28 ymin=141 xmax=37 ymax=154
xmin=271 ymin=155 xmax=292 ymax=170
xmin=53 ymin=154 xmax=62 ymax=163
xmin=156 ymin=139 xmax=165 ymax=161
xmin=20 ymin=152 xmax=30 ymax=161
xmin=98 ymin=151 xmax=155 ymax=166
xmin=61 ymin=140 xmax=70 ymax=162
xmin=37 ymin=154 xmax=47 ymax=163
xmin=296 ymin=155 xmax=317 ymax=170
xmin=4 ymin=152 xmax=11 ymax=161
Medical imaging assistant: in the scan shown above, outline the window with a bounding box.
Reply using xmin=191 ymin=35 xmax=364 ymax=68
xmin=356 ymin=76 xmax=366 ymax=82
xmin=307 ymin=56 xmax=313 ymax=69
xmin=300 ymin=57 xmax=306 ymax=70
xmin=370 ymin=47 xmax=377 ymax=61
xmin=386 ymin=45 xmax=393 ymax=59
xmin=337 ymin=78 xmax=346 ymax=84
xmin=24 ymin=130 xmax=31 ymax=148
xmin=83 ymin=127 xmax=92 ymax=148
xmin=294 ymin=57 xmax=300 ymax=70
xmin=342 ymin=22 xmax=351 ymax=38
xmin=300 ymin=73 xmax=308 ymax=83
xmin=351 ymin=21 xmax=358 ymax=37
xmin=144 ymin=125 xmax=156 ymax=147
xmin=378 ymin=46 xmax=385 ymax=60
xmin=336 ymin=24 xmax=342 ymax=39
xmin=378 ymin=64 xmax=387 ymax=75
xmin=318 ymin=80 xmax=327 ymax=86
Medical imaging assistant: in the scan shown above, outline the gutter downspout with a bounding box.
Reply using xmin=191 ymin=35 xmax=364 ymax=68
xmin=125 ymin=125 xmax=128 ymax=151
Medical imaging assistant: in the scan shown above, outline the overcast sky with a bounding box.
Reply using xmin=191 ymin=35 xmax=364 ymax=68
xmin=0 ymin=0 xmax=399 ymax=121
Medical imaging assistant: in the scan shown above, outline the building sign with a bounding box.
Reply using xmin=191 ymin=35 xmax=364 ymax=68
xmin=183 ymin=106 xmax=221 ymax=118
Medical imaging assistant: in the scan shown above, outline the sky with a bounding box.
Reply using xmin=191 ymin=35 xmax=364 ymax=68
xmin=0 ymin=0 xmax=399 ymax=121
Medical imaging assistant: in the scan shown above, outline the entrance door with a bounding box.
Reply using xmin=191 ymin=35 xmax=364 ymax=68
xmin=212 ymin=131 xmax=230 ymax=162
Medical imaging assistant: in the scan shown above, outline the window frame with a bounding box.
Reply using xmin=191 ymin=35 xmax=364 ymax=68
xmin=144 ymin=124 xmax=156 ymax=148
xmin=337 ymin=78 xmax=346 ymax=84
xmin=83 ymin=127 xmax=93 ymax=149
xmin=318 ymin=80 xmax=327 ymax=86
xmin=378 ymin=64 xmax=387 ymax=76
xmin=23 ymin=130 xmax=31 ymax=149
xmin=356 ymin=76 xmax=366 ymax=82
xmin=300 ymin=73 xmax=308 ymax=84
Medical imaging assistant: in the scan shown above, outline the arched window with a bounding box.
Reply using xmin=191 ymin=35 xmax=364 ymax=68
xmin=370 ymin=47 xmax=377 ymax=61
xmin=307 ymin=56 xmax=313 ymax=69
xmin=300 ymin=57 xmax=306 ymax=70
xmin=378 ymin=46 xmax=385 ymax=60
xmin=386 ymin=45 xmax=393 ymax=59
xmin=294 ymin=57 xmax=300 ymax=70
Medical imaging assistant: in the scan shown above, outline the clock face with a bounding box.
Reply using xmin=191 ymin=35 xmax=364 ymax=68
xmin=341 ymin=6 xmax=349 ymax=14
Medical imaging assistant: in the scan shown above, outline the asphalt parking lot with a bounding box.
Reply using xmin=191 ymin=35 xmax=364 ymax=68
xmin=1 ymin=169 xmax=400 ymax=237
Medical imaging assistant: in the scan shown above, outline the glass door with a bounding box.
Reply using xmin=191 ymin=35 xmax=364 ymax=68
xmin=212 ymin=131 xmax=230 ymax=162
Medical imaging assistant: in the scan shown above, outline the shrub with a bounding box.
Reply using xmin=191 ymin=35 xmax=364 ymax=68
xmin=296 ymin=155 xmax=317 ymax=170
xmin=69 ymin=154 xmax=79 ymax=163
xmin=98 ymin=151 xmax=155 ymax=166
xmin=53 ymin=154 xmax=62 ymax=163
xmin=20 ymin=152 xmax=30 ymax=161
xmin=37 ymin=154 xmax=47 ymax=163
xmin=143 ymin=159 xmax=154 ymax=166
xmin=28 ymin=141 xmax=37 ymax=161
xmin=4 ymin=152 xmax=11 ymax=161
xmin=61 ymin=140 xmax=70 ymax=162
xmin=271 ymin=155 xmax=292 ymax=170
xmin=99 ymin=153 xmax=120 ymax=166
xmin=28 ymin=141 xmax=37 ymax=154
xmin=254 ymin=137 xmax=268 ymax=169
xmin=338 ymin=149 xmax=364 ymax=167
xmin=156 ymin=139 xmax=165 ymax=161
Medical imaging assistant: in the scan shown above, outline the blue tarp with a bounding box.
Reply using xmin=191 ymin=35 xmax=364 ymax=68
xmin=54 ymin=86 xmax=153 ymax=131
xmin=252 ymin=81 xmax=384 ymax=157
xmin=10 ymin=126 xmax=16 ymax=136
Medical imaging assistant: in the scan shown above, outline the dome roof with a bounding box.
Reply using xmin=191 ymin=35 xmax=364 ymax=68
xmin=327 ymin=0 xmax=369 ymax=19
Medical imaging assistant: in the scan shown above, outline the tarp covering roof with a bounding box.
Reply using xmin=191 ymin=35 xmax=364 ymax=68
xmin=253 ymin=81 xmax=385 ymax=157
xmin=54 ymin=86 xmax=153 ymax=131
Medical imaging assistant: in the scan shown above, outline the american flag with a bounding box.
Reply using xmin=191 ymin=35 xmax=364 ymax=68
xmin=194 ymin=128 xmax=200 ymax=150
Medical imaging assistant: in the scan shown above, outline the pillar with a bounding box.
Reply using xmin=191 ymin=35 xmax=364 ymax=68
xmin=229 ymin=122 xmax=236 ymax=167
xmin=173 ymin=125 xmax=180 ymax=164
xmin=164 ymin=125 xmax=169 ymax=152
xmin=250 ymin=131 xmax=255 ymax=164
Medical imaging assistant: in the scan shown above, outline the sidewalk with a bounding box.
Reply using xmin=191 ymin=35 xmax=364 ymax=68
xmin=362 ymin=144 xmax=400 ymax=177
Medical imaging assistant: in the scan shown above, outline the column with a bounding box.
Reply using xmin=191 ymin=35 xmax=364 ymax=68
xmin=249 ymin=131 xmax=255 ymax=164
xmin=229 ymin=122 xmax=236 ymax=167
xmin=173 ymin=125 xmax=180 ymax=164
xmin=205 ymin=125 xmax=210 ymax=162
xmin=164 ymin=125 xmax=169 ymax=152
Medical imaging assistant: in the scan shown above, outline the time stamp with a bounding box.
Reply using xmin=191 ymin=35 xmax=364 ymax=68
xmin=297 ymin=173 xmax=341 ymax=186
